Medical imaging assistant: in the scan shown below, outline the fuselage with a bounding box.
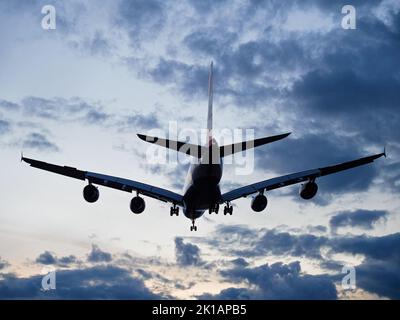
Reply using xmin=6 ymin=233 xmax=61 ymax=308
xmin=182 ymin=139 xmax=222 ymax=219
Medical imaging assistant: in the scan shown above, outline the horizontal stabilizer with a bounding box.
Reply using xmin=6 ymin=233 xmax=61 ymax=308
xmin=137 ymin=134 xmax=205 ymax=158
xmin=220 ymin=132 xmax=291 ymax=157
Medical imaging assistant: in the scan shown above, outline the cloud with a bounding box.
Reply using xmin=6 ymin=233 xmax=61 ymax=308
xmin=206 ymin=224 xmax=327 ymax=259
xmin=199 ymin=223 xmax=400 ymax=299
xmin=174 ymin=237 xmax=203 ymax=266
xmin=0 ymin=257 xmax=9 ymax=270
xmin=120 ymin=113 xmax=161 ymax=131
xmin=230 ymin=258 xmax=249 ymax=268
xmin=36 ymin=251 xmax=78 ymax=267
xmin=331 ymin=232 xmax=400 ymax=299
xmin=22 ymin=133 xmax=59 ymax=152
xmin=87 ymin=245 xmax=113 ymax=263
xmin=0 ymin=99 xmax=19 ymax=111
xmin=36 ymin=251 xmax=57 ymax=265
xmin=116 ymin=0 xmax=166 ymax=46
xmin=199 ymin=261 xmax=337 ymax=299
xmin=329 ymin=209 xmax=388 ymax=233
xmin=21 ymin=96 xmax=109 ymax=125
xmin=0 ymin=265 xmax=164 ymax=299
xmin=0 ymin=119 xmax=10 ymax=135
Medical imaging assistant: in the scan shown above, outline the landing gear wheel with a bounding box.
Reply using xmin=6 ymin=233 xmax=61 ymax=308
xmin=170 ymin=206 xmax=179 ymax=216
xmin=224 ymin=204 xmax=233 ymax=215
xmin=209 ymin=203 xmax=219 ymax=214
xmin=190 ymin=219 xmax=197 ymax=231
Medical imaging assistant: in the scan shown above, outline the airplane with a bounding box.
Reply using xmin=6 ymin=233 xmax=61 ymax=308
xmin=22 ymin=62 xmax=386 ymax=231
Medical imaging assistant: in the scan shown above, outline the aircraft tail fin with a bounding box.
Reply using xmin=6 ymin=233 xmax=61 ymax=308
xmin=219 ymin=132 xmax=291 ymax=157
xmin=207 ymin=61 xmax=213 ymax=145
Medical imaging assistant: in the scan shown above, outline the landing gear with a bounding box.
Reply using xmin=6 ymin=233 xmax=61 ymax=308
xmin=208 ymin=203 xmax=219 ymax=214
xmin=170 ymin=205 xmax=179 ymax=216
xmin=190 ymin=219 xmax=198 ymax=231
xmin=223 ymin=203 xmax=233 ymax=215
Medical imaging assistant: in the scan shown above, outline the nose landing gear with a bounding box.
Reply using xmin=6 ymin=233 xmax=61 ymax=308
xmin=190 ymin=219 xmax=198 ymax=231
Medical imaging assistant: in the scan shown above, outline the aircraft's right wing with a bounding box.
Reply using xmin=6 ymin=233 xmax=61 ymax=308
xmin=220 ymin=152 xmax=386 ymax=203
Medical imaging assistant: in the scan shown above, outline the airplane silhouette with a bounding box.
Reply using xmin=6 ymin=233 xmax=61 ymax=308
xmin=22 ymin=62 xmax=386 ymax=231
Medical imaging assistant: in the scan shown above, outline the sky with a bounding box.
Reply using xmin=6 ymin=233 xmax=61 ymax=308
xmin=0 ymin=0 xmax=399 ymax=299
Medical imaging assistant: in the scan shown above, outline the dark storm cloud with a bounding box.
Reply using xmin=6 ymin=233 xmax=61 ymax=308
xmin=329 ymin=209 xmax=388 ymax=233
xmin=150 ymin=37 xmax=306 ymax=104
xmin=216 ymin=226 xmax=329 ymax=259
xmin=175 ymin=237 xmax=203 ymax=266
xmin=205 ymin=224 xmax=330 ymax=259
xmin=331 ymin=233 xmax=400 ymax=263
xmin=87 ymin=244 xmax=112 ymax=263
xmin=23 ymin=133 xmax=60 ymax=152
xmin=253 ymin=230 xmax=328 ymax=259
xmin=198 ymin=223 xmax=400 ymax=299
xmin=330 ymin=232 xmax=400 ymax=299
xmin=0 ymin=265 xmax=164 ymax=299
xmin=35 ymin=251 xmax=78 ymax=267
xmin=351 ymin=258 xmax=400 ymax=300
xmin=199 ymin=261 xmax=337 ymax=300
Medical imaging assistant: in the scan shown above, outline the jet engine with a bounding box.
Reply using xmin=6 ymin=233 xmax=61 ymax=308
xmin=130 ymin=196 xmax=145 ymax=214
xmin=251 ymin=194 xmax=268 ymax=212
xmin=299 ymin=181 xmax=318 ymax=200
xmin=83 ymin=184 xmax=99 ymax=203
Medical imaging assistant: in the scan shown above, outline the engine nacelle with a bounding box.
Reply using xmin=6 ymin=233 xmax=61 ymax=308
xmin=83 ymin=184 xmax=99 ymax=203
xmin=299 ymin=181 xmax=318 ymax=200
xmin=130 ymin=196 xmax=145 ymax=214
xmin=251 ymin=194 xmax=268 ymax=212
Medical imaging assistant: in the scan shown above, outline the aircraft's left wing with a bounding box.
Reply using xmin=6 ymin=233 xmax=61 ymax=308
xmin=220 ymin=152 xmax=386 ymax=203
xmin=21 ymin=156 xmax=183 ymax=205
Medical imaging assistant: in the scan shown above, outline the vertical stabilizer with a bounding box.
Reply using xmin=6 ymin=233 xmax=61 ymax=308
xmin=207 ymin=61 xmax=213 ymax=144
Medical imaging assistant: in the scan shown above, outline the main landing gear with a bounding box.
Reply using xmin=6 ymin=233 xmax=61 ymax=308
xmin=170 ymin=205 xmax=179 ymax=216
xmin=223 ymin=203 xmax=233 ymax=215
xmin=208 ymin=203 xmax=219 ymax=214
xmin=190 ymin=219 xmax=197 ymax=232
